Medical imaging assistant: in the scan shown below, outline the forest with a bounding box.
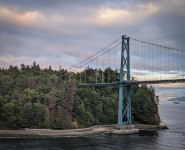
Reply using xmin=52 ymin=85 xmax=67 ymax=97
xmin=0 ymin=62 xmax=160 ymax=129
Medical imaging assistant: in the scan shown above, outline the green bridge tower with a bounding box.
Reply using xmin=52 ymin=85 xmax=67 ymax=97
xmin=118 ymin=35 xmax=131 ymax=127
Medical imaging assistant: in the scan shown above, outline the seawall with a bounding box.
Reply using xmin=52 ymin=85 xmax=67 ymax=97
xmin=0 ymin=123 xmax=168 ymax=138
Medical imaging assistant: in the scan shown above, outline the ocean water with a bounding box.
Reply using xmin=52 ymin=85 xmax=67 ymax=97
xmin=0 ymin=101 xmax=185 ymax=150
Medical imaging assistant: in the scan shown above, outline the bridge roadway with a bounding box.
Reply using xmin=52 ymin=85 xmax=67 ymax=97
xmin=77 ymin=79 xmax=185 ymax=88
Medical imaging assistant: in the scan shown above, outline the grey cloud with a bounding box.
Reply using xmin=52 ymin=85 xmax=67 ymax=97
xmin=142 ymin=0 xmax=185 ymax=49
xmin=0 ymin=0 xmax=113 ymax=13
xmin=0 ymin=0 xmax=185 ymax=71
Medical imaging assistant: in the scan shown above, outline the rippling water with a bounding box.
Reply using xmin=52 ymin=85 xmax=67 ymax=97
xmin=0 ymin=101 xmax=185 ymax=150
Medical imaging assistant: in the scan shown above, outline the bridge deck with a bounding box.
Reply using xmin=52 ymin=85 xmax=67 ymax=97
xmin=77 ymin=79 xmax=185 ymax=88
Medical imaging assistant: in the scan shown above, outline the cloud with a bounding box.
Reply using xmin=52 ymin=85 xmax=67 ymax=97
xmin=93 ymin=3 xmax=159 ymax=26
xmin=0 ymin=5 xmax=44 ymax=28
xmin=0 ymin=0 xmax=185 ymax=71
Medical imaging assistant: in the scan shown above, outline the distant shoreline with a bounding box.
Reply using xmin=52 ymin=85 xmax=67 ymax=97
xmin=167 ymin=96 xmax=185 ymax=101
xmin=0 ymin=123 xmax=168 ymax=138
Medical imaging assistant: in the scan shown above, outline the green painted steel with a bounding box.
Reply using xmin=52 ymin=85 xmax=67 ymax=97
xmin=118 ymin=36 xmax=125 ymax=127
xmin=127 ymin=37 xmax=132 ymax=125
xmin=118 ymin=35 xmax=131 ymax=127
xmin=77 ymin=79 xmax=185 ymax=88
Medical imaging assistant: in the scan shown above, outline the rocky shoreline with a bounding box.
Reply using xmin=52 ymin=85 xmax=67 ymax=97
xmin=0 ymin=123 xmax=168 ymax=138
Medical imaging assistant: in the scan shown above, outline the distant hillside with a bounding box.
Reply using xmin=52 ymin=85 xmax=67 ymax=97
xmin=168 ymin=96 xmax=185 ymax=101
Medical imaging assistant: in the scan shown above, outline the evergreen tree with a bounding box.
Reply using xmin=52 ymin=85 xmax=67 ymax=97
xmin=54 ymin=106 xmax=63 ymax=129
xmin=43 ymin=107 xmax=50 ymax=128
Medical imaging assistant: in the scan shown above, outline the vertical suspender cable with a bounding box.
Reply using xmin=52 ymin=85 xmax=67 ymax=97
xmin=114 ymin=44 xmax=116 ymax=82
xmin=108 ymin=51 xmax=110 ymax=83
xmin=80 ymin=67 xmax=81 ymax=84
xmin=96 ymin=54 xmax=98 ymax=84
xmin=136 ymin=40 xmax=138 ymax=80
xmin=160 ymin=46 xmax=162 ymax=80
xmin=182 ymin=51 xmax=184 ymax=79
xmin=166 ymin=47 xmax=168 ymax=79
xmin=168 ymin=48 xmax=169 ymax=79
xmin=152 ymin=44 xmax=154 ymax=80
xmin=176 ymin=50 xmax=178 ymax=79
xmin=90 ymin=59 xmax=92 ymax=84
xmin=85 ymin=68 xmax=86 ymax=84
xmin=173 ymin=49 xmax=174 ymax=79
xmin=102 ymin=54 xmax=104 ymax=83
xmin=158 ymin=45 xmax=160 ymax=80
xmin=143 ymin=42 xmax=145 ymax=81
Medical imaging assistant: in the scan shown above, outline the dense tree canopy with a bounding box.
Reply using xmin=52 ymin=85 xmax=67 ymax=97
xmin=0 ymin=62 xmax=160 ymax=129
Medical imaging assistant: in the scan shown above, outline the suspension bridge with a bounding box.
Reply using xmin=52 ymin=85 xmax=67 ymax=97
xmin=60 ymin=35 xmax=185 ymax=127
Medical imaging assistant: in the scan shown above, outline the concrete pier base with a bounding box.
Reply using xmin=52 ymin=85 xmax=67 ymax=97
xmin=114 ymin=125 xmax=135 ymax=130
xmin=112 ymin=125 xmax=139 ymax=135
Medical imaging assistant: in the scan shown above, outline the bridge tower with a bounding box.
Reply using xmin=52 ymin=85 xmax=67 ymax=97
xmin=118 ymin=35 xmax=131 ymax=127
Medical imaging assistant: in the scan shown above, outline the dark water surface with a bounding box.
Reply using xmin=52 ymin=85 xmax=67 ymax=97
xmin=0 ymin=101 xmax=185 ymax=150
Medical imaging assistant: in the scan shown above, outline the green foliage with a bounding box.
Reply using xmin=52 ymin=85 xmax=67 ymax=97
xmin=1 ymin=102 xmax=17 ymax=128
xmin=54 ymin=106 xmax=63 ymax=129
xmin=37 ymin=86 xmax=51 ymax=94
xmin=23 ymin=102 xmax=34 ymax=127
xmin=132 ymin=85 xmax=160 ymax=125
xmin=43 ymin=107 xmax=50 ymax=128
xmin=0 ymin=62 xmax=160 ymax=129
xmin=84 ymin=111 xmax=94 ymax=126
xmin=73 ymin=96 xmax=86 ymax=125
xmin=23 ymin=102 xmax=49 ymax=128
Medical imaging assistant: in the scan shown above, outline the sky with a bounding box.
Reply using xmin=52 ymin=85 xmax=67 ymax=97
xmin=0 ymin=0 xmax=185 ymax=100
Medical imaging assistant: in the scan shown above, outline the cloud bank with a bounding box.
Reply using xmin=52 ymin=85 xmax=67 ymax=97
xmin=0 ymin=0 xmax=185 ymax=99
